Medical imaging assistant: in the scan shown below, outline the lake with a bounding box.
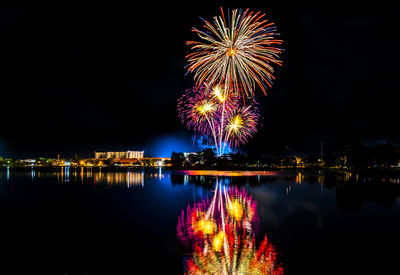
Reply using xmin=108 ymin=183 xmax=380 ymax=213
xmin=0 ymin=167 xmax=399 ymax=274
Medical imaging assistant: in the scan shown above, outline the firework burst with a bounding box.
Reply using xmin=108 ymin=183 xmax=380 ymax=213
xmin=178 ymin=85 xmax=221 ymax=137
xmin=177 ymin=85 xmax=259 ymax=155
xmin=186 ymin=8 xmax=283 ymax=98
xmin=225 ymin=105 xmax=259 ymax=148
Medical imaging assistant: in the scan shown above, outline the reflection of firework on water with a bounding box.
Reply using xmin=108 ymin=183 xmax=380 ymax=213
xmin=177 ymin=184 xmax=257 ymax=243
xmin=177 ymin=182 xmax=283 ymax=274
xmin=187 ymin=234 xmax=282 ymax=275
xmin=186 ymin=8 xmax=283 ymax=98
xmin=177 ymin=85 xmax=259 ymax=155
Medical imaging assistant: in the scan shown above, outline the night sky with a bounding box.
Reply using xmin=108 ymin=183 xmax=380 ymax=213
xmin=1 ymin=5 xmax=399 ymax=158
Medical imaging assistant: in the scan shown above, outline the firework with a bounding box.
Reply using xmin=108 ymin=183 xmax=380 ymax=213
xmin=177 ymin=85 xmax=259 ymax=156
xmin=186 ymin=8 xmax=283 ymax=98
xmin=177 ymin=85 xmax=219 ymax=136
xmin=225 ymin=105 xmax=259 ymax=148
xmin=177 ymin=181 xmax=283 ymax=274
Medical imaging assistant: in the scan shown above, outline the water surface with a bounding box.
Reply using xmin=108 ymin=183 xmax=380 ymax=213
xmin=0 ymin=168 xmax=399 ymax=274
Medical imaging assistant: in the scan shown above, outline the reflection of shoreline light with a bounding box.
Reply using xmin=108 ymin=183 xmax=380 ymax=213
xmin=178 ymin=170 xmax=279 ymax=177
xmin=52 ymin=169 xmax=145 ymax=187
xmin=65 ymin=167 xmax=69 ymax=182
xmin=95 ymin=172 xmax=144 ymax=187
xmin=295 ymin=172 xmax=302 ymax=184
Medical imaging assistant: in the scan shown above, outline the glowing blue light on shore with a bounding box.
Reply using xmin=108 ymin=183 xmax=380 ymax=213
xmin=148 ymin=133 xmax=196 ymax=157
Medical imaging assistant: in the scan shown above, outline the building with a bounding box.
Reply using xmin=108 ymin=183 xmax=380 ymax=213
xmin=95 ymin=150 xmax=144 ymax=159
xmin=184 ymin=152 xmax=197 ymax=158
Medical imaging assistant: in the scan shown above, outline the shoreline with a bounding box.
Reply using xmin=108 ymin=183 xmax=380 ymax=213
xmin=1 ymin=166 xmax=400 ymax=177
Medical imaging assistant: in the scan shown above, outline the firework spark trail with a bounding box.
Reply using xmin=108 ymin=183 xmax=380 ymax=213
xmin=186 ymin=8 xmax=283 ymax=99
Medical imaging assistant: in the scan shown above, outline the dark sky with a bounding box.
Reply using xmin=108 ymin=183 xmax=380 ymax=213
xmin=1 ymin=5 xmax=399 ymax=158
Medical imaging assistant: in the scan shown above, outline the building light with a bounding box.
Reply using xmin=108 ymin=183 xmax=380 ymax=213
xmin=95 ymin=150 xmax=144 ymax=159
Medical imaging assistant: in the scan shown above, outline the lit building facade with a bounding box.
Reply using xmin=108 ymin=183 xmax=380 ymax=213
xmin=184 ymin=152 xmax=197 ymax=158
xmin=95 ymin=150 xmax=144 ymax=159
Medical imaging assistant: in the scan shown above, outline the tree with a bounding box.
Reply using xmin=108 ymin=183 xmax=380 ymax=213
xmin=369 ymin=144 xmax=399 ymax=168
xmin=305 ymin=153 xmax=320 ymax=167
xmin=324 ymin=152 xmax=338 ymax=168
xmin=346 ymin=143 xmax=400 ymax=170
xmin=231 ymin=152 xmax=246 ymax=167
xmin=201 ymin=149 xmax=215 ymax=166
xmin=187 ymin=152 xmax=201 ymax=166
xmin=171 ymin=152 xmax=185 ymax=167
